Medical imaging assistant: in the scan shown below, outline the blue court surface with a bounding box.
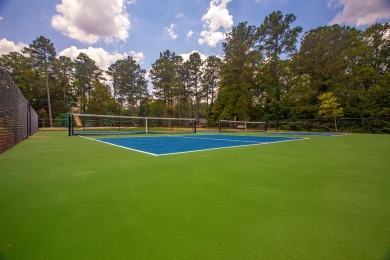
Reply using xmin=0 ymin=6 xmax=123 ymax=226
xmin=92 ymin=135 xmax=305 ymax=156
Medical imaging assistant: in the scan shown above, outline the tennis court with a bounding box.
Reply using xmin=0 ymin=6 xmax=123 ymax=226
xmin=91 ymin=135 xmax=305 ymax=156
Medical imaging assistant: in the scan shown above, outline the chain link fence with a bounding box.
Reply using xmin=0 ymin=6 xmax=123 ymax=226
xmin=0 ymin=65 xmax=38 ymax=154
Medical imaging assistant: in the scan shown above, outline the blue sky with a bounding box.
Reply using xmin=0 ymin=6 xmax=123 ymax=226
xmin=1 ymin=0 xmax=390 ymax=74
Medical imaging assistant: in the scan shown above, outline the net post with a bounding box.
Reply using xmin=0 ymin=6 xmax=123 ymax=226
xmin=68 ymin=113 xmax=73 ymax=136
xmin=194 ymin=119 xmax=197 ymax=133
xmin=145 ymin=117 xmax=148 ymax=134
xmin=219 ymin=120 xmax=221 ymax=133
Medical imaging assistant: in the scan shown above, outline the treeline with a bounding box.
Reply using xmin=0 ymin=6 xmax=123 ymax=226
xmin=1 ymin=11 xmax=389 ymax=128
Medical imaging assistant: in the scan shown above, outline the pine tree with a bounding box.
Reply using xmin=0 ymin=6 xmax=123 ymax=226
xmin=23 ymin=36 xmax=57 ymax=127
xmin=256 ymin=11 xmax=302 ymax=120
xmin=202 ymin=55 xmax=222 ymax=121
xmin=73 ymin=53 xmax=103 ymax=113
xmin=213 ymin=22 xmax=259 ymax=121
xmin=107 ymin=56 xmax=148 ymax=115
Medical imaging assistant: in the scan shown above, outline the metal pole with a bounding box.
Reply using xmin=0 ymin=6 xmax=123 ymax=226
xmin=194 ymin=119 xmax=197 ymax=134
xmin=68 ymin=113 xmax=73 ymax=136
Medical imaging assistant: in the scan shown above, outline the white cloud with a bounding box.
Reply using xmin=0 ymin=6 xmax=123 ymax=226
xmin=328 ymin=0 xmax=390 ymax=26
xmin=51 ymin=0 xmax=131 ymax=44
xmin=165 ymin=23 xmax=178 ymax=40
xmin=128 ymin=51 xmax=145 ymax=64
xmin=199 ymin=0 xmax=233 ymax=47
xmin=0 ymin=17 xmax=3 ymax=21
xmin=59 ymin=46 xmax=144 ymax=71
xmin=0 ymin=38 xmax=28 ymax=55
xmin=187 ymin=30 xmax=194 ymax=38
xmin=180 ymin=50 xmax=208 ymax=62
xmin=199 ymin=31 xmax=225 ymax=47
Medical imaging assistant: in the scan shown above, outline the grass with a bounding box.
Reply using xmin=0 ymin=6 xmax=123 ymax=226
xmin=0 ymin=131 xmax=389 ymax=259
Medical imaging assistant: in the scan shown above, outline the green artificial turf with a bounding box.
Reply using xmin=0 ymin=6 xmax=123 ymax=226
xmin=0 ymin=131 xmax=389 ymax=259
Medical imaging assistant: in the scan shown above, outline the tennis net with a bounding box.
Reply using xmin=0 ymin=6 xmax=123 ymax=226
xmin=69 ymin=113 xmax=196 ymax=136
xmin=219 ymin=120 xmax=267 ymax=133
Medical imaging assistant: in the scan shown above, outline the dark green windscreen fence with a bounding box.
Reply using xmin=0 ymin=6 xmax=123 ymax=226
xmin=0 ymin=65 xmax=38 ymax=154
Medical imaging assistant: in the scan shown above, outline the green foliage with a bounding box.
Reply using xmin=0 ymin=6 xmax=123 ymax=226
xmin=294 ymin=25 xmax=361 ymax=93
xmin=54 ymin=56 xmax=74 ymax=104
xmin=318 ymin=92 xmax=344 ymax=131
xmin=0 ymin=52 xmax=43 ymax=107
xmin=256 ymin=11 xmax=302 ymax=61
xmin=149 ymin=50 xmax=181 ymax=117
xmin=182 ymin=52 xmax=203 ymax=120
xmin=318 ymin=92 xmax=344 ymax=118
xmin=213 ymin=22 xmax=259 ymax=121
xmin=202 ymin=55 xmax=222 ymax=121
xmin=107 ymin=56 xmax=148 ymax=116
xmin=73 ymin=53 xmax=103 ymax=113
xmin=147 ymin=100 xmax=166 ymax=117
xmin=87 ymin=82 xmax=118 ymax=114
xmin=256 ymin=11 xmax=302 ymax=119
